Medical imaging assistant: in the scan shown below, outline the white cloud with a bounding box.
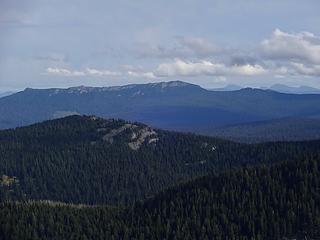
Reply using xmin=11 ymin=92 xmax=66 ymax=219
xmin=45 ymin=29 xmax=320 ymax=81
xmin=154 ymin=59 xmax=266 ymax=77
xmin=290 ymin=62 xmax=320 ymax=76
xmin=155 ymin=59 xmax=222 ymax=77
xmin=46 ymin=67 xmax=122 ymax=77
xmin=86 ymin=68 xmax=121 ymax=76
xmin=272 ymin=62 xmax=320 ymax=78
xmin=46 ymin=67 xmax=85 ymax=77
xmin=261 ymin=29 xmax=320 ymax=64
xmin=232 ymin=64 xmax=267 ymax=76
xmin=127 ymin=71 xmax=156 ymax=79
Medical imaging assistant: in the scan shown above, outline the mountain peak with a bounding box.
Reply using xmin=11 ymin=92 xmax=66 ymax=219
xmin=37 ymin=115 xmax=159 ymax=151
xmin=148 ymin=80 xmax=194 ymax=88
xmin=24 ymin=87 xmax=34 ymax=91
xmin=21 ymin=81 xmax=202 ymax=95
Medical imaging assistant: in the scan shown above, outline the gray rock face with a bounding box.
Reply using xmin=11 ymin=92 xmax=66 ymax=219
xmin=100 ymin=123 xmax=158 ymax=150
xmin=128 ymin=127 xmax=158 ymax=150
xmin=102 ymin=124 xmax=137 ymax=144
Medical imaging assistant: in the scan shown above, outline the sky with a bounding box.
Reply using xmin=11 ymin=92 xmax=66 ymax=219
xmin=1 ymin=0 xmax=320 ymax=91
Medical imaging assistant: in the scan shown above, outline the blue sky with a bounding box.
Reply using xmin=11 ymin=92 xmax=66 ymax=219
xmin=1 ymin=0 xmax=320 ymax=91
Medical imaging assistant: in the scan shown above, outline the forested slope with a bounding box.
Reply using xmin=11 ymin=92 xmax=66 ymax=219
xmin=1 ymin=115 xmax=320 ymax=205
xmin=204 ymin=117 xmax=320 ymax=143
xmin=1 ymin=155 xmax=319 ymax=239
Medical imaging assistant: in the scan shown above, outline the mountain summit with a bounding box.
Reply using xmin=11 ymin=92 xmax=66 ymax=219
xmin=23 ymin=81 xmax=202 ymax=94
xmin=1 ymin=81 xmax=320 ymax=132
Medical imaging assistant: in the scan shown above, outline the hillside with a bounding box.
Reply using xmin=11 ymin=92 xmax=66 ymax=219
xmin=204 ymin=117 xmax=320 ymax=143
xmin=1 ymin=115 xmax=320 ymax=205
xmin=0 ymin=91 xmax=15 ymax=98
xmin=1 ymin=154 xmax=319 ymax=239
xmin=1 ymin=81 xmax=320 ymax=133
xmin=269 ymin=84 xmax=320 ymax=94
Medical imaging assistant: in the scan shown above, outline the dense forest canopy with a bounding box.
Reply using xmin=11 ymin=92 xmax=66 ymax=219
xmin=1 ymin=115 xmax=320 ymax=205
xmin=1 ymin=155 xmax=319 ymax=239
xmin=0 ymin=115 xmax=320 ymax=239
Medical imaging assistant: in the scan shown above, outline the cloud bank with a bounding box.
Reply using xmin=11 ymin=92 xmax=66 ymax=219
xmin=46 ymin=68 xmax=122 ymax=77
xmin=154 ymin=59 xmax=266 ymax=77
xmin=261 ymin=29 xmax=320 ymax=65
xmin=46 ymin=29 xmax=320 ymax=80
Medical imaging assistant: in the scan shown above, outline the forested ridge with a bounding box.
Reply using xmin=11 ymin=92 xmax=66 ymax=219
xmin=1 ymin=156 xmax=319 ymax=239
xmin=2 ymin=81 xmax=320 ymax=132
xmin=1 ymin=115 xmax=320 ymax=205
xmin=1 ymin=115 xmax=320 ymax=239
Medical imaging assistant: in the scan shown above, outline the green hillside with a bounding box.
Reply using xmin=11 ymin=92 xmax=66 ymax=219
xmin=1 ymin=154 xmax=319 ymax=239
xmin=1 ymin=115 xmax=320 ymax=205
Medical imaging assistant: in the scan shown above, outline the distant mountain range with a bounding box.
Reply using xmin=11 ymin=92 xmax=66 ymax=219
xmin=1 ymin=81 xmax=320 ymax=137
xmin=202 ymin=117 xmax=320 ymax=143
xmin=267 ymin=84 xmax=320 ymax=94
xmin=210 ymin=84 xmax=320 ymax=94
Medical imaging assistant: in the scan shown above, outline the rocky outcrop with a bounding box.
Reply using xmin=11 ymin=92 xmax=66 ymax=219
xmin=102 ymin=124 xmax=137 ymax=144
xmin=0 ymin=175 xmax=18 ymax=186
xmin=128 ymin=127 xmax=158 ymax=150
xmin=100 ymin=123 xmax=158 ymax=150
